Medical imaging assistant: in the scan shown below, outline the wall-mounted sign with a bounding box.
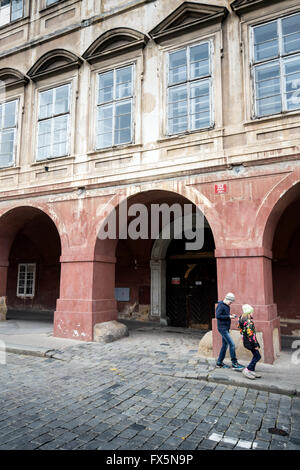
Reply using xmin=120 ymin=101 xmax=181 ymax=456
xmin=171 ymin=277 xmax=181 ymax=285
xmin=215 ymin=183 xmax=227 ymax=194
xmin=115 ymin=287 xmax=130 ymax=301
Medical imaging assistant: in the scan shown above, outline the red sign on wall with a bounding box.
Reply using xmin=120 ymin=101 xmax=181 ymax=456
xmin=215 ymin=183 xmax=227 ymax=194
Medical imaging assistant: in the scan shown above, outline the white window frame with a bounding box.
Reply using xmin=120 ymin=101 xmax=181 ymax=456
xmin=166 ymin=40 xmax=214 ymax=136
xmin=0 ymin=0 xmax=24 ymax=27
xmin=17 ymin=263 xmax=36 ymax=298
xmin=36 ymin=82 xmax=71 ymax=161
xmin=0 ymin=98 xmax=18 ymax=168
xmin=45 ymin=0 xmax=61 ymax=6
xmin=250 ymin=11 xmax=300 ymax=118
xmin=96 ymin=64 xmax=135 ymax=150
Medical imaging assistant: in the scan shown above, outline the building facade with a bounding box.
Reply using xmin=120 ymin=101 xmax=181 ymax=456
xmin=0 ymin=0 xmax=299 ymax=363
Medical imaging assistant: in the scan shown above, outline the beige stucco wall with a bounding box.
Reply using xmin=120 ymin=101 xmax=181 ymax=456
xmin=0 ymin=0 xmax=299 ymax=198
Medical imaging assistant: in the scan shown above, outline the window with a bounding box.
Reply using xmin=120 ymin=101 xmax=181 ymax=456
xmin=17 ymin=264 xmax=36 ymax=297
xmin=252 ymin=12 xmax=300 ymax=117
xmin=0 ymin=99 xmax=18 ymax=168
xmin=167 ymin=42 xmax=212 ymax=135
xmin=0 ymin=0 xmax=23 ymax=26
xmin=46 ymin=0 xmax=61 ymax=6
xmin=37 ymin=84 xmax=71 ymax=160
xmin=96 ymin=65 xmax=133 ymax=149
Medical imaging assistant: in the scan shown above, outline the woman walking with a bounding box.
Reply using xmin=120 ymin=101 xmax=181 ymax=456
xmin=238 ymin=304 xmax=262 ymax=380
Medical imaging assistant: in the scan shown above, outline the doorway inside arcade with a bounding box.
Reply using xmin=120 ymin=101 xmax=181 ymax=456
xmin=166 ymin=229 xmax=217 ymax=330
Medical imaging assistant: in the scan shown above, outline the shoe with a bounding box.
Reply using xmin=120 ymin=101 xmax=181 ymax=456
xmin=242 ymin=368 xmax=255 ymax=380
xmin=232 ymin=362 xmax=244 ymax=370
xmin=249 ymin=371 xmax=261 ymax=378
xmin=216 ymin=362 xmax=231 ymax=369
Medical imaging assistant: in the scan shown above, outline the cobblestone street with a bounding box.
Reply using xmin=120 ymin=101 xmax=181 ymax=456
xmin=0 ymin=325 xmax=300 ymax=451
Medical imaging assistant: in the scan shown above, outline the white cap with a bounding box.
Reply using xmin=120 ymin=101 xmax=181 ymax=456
xmin=242 ymin=304 xmax=254 ymax=314
xmin=225 ymin=292 xmax=235 ymax=302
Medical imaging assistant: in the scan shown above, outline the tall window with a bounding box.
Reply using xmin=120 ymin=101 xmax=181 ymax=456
xmin=37 ymin=84 xmax=70 ymax=160
xmin=167 ymin=42 xmax=212 ymax=135
xmin=0 ymin=0 xmax=23 ymax=26
xmin=17 ymin=264 xmax=36 ymax=298
xmin=96 ymin=65 xmax=133 ymax=149
xmin=252 ymin=12 xmax=300 ymax=117
xmin=0 ymin=99 xmax=18 ymax=168
xmin=46 ymin=0 xmax=61 ymax=6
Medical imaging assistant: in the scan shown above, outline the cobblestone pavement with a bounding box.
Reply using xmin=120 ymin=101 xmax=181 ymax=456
xmin=0 ymin=326 xmax=300 ymax=450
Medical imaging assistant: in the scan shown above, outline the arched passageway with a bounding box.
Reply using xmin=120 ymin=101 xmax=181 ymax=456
xmin=261 ymin=180 xmax=300 ymax=341
xmin=96 ymin=190 xmax=217 ymax=330
xmin=0 ymin=206 xmax=61 ymax=321
xmin=272 ymin=198 xmax=300 ymax=337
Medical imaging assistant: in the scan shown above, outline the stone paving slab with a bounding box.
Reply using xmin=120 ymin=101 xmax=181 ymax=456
xmin=1 ymin=351 xmax=300 ymax=451
xmin=1 ymin=321 xmax=300 ymax=397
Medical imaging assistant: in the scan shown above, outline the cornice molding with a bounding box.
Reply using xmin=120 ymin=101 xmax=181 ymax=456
xmin=231 ymin=0 xmax=283 ymax=15
xmin=27 ymin=49 xmax=83 ymax=81
xmin=0 ymin=68 xmax=29 ymax=90
xmin=82 ymin=28 xmax=149 ymax=64
xmin=149 ymin=2 xmax=229 ymax=44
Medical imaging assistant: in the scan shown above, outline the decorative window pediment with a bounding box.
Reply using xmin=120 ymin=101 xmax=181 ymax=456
xmin=82 ymin=28 xmax=149 ymax=64
xmin=149 ymin=2 xmax=229 ymax=44
xmin=0 ymin=68 xmax=28 ymax=90
xmin=27 ymin=49 xmax=82 ymax=81
xmin=231 ymin=0 xmax=282 ymax=15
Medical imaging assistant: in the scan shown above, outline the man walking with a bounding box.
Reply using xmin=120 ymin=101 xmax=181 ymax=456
xmin=216 ymin=292 xmax=244 ymax=369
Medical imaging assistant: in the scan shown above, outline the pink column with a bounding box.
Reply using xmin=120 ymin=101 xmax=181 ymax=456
xmin=54 ymin=251 xmax=117 ymax=341
xmin=212 ymin=247 xmax=280 ymax=364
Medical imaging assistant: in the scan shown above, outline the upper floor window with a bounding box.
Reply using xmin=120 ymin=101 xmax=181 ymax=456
xmin=0 ymin=0 xmax=23 ymax=26
xmin=96 ymin=65 xmax=133 ymax=149
xmin=167 ymin=42 xmax=212 ymax=135
xmin=252 ymin=12 xmax=300 ymax=118
xmin=46 ymin=0 xmax=62 ymax=6
xmin=37 ymin=83 xmax=71 ymax=160
xmin=0 ymin=99 xmax=18 ymax=168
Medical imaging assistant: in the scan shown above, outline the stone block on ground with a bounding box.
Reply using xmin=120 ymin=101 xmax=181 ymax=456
xmin=0 ymin=297 xmax=7 ymax=322
xmin=94 ymin=320 xmax=129 ymax=343
xmin=198 ymin=330 xmax=265 ymax=361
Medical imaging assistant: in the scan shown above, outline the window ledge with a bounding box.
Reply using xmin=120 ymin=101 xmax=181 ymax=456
xmin=244 ymin=110 xmax=300 ymax=126
xmin=31 ymin=155 xmax=75 ymax=166
xmin=39 ymin=0 xmax=78 ymax=14
xmin=0 ymin=164 xmax=20 ymax=172
xmin=87 ymin=143 xmax=142 ymax=156
xmin=157 ymin=126 xmax=220 ymax=143
xmin=0 ymin=15 xmax=29 ymax=33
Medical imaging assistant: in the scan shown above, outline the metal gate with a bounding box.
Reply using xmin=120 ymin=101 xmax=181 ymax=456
xmin=166 ymin=258 xmax=217 ymax=329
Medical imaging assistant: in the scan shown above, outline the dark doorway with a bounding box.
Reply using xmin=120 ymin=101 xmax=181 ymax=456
xmin=166 ymin=228 xmax=217 ymax=329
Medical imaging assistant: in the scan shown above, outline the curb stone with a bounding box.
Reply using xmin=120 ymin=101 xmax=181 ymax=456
xmin=3 ymin=344 xmax=299 ymax=397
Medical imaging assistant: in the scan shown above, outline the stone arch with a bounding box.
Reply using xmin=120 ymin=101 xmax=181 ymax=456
xmin=256 ymin=173 xmax=300 ymax=251
xmin=92 ymin=186 xmax=218 ymax=328
xmin=27 ymin=49 xmax=83 ymax=81
xmin=82 ymin=27 xmax=149 ymax=63
xmin=0 ymin=205 xmax=63 ymax=318
xmin=0 ymin=205 xmax=66 ymax=261
xmin=93 ymin=183 xmax=220 ymax=260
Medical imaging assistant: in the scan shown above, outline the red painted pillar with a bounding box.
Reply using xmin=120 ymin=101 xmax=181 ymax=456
xmin=212 ymin=247 xmax=280 ymax=364
xmin=54 ymin=250 xmax=117 ymax=341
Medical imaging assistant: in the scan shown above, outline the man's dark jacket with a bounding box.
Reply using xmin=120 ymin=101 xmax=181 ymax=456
xmin=216 ymin=301 xmax=231 ymax=331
